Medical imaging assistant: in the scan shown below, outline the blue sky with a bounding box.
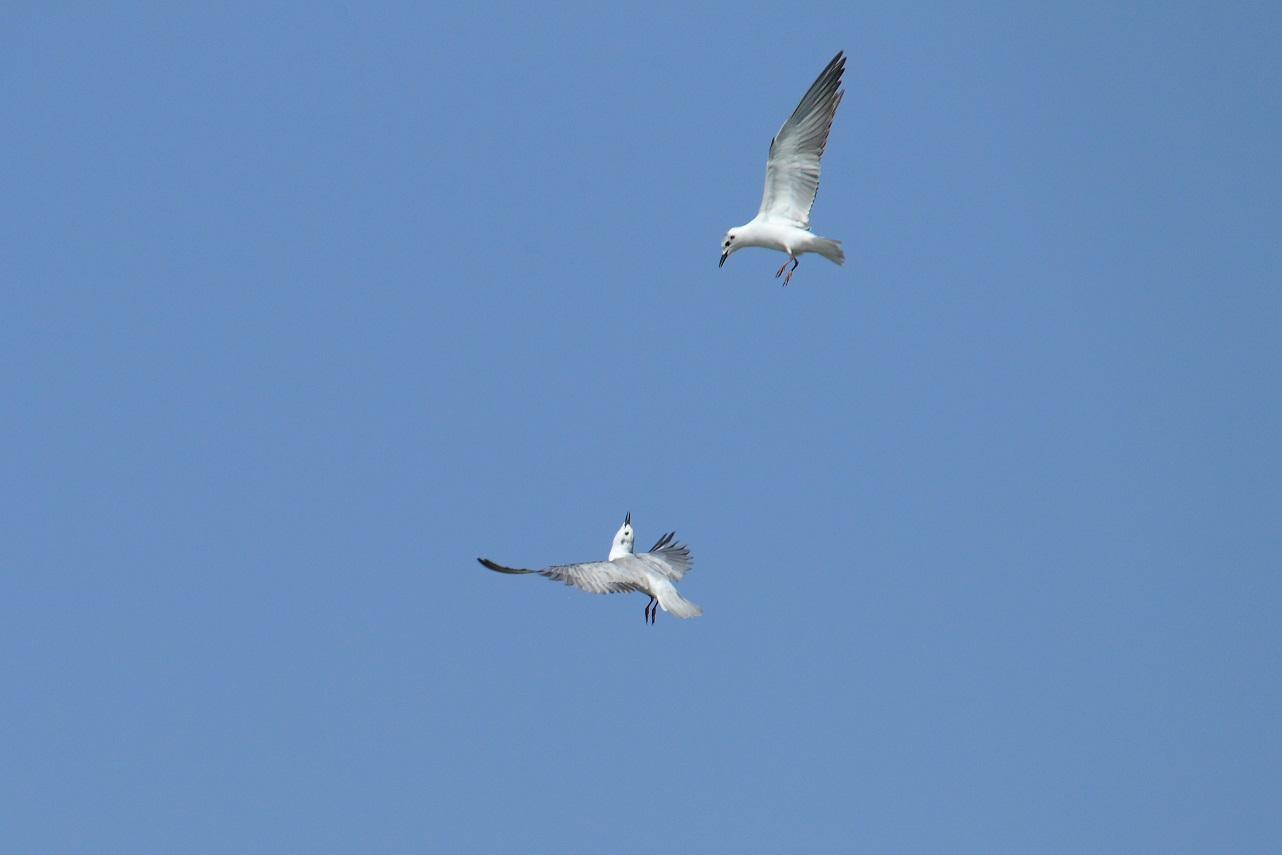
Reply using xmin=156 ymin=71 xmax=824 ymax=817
xmin=3 ymin=2 xmax=1280 ymax=852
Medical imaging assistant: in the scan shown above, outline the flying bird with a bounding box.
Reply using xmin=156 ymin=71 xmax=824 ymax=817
xmin=478 ymin=513 xmax=702 ymax=624
xmin=719 ymin=51 xmax=847 ymax=286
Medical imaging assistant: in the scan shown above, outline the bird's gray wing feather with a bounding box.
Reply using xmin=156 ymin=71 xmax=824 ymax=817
xmin=478 ymin=557 xmax=647 ymax=595
xmin=757 ymin=51 xmax=845 ymax=229
xmin=637 ymin=532 xmax=693 ymax=582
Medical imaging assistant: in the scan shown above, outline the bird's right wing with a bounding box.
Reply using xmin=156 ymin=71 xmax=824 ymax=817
xmin=478 ymin=557 xmax=647 ymax=595
xmin=757 ymin=51 xmax=845 ymax=230
xmin=639 ymin=532 xmax=692 ymax=581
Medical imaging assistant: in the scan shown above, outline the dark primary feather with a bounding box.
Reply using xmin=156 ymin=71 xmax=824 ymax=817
xmin=477 ymin=557 xmax=532 ymax=575
xmin=773 ymin=51 xmax=845 ymax=154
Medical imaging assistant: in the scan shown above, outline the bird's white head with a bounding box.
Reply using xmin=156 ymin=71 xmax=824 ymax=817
xmin=719 ymin=230 xmax=741 ymax=268
xmin=609 ymin=512 xmax=635 ymax=560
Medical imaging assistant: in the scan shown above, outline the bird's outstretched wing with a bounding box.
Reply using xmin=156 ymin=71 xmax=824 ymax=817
xmin=638 ymin=532 xmax=692 ymax=581
xmin=757 ymin=51 xmax=845 ymax=230
xmin=478 ymin=557 xmax=648 ymax=595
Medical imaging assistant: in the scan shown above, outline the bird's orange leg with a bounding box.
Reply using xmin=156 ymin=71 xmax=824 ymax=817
xmin=777 ymin=256 xmax=799 ymax=286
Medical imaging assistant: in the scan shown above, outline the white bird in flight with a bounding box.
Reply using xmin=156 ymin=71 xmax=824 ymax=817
xmin=719 ymin=51 xmax=847 ymax=286
xmin=478 ymin=512 xmax=702 ymax=624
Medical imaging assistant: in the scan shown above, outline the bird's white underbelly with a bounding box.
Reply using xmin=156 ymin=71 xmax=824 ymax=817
xmin=743 ymin=220 xmax=815 ymax=256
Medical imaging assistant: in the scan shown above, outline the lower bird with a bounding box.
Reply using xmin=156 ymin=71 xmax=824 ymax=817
xmin=478 ymin=512 xmax=702 ymax=623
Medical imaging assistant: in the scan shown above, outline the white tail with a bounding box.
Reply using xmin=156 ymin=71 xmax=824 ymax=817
xmin=813 ymin=237 xmax=845 ymax=266
xmin=652 ymin=578 xmax=703 ymax=619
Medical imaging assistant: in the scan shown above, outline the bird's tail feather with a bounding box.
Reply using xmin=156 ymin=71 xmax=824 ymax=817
xmin=654 ymin=579 xmax=703 ymax=619
xmin=813 ymin=237 xmax=845 ymax=266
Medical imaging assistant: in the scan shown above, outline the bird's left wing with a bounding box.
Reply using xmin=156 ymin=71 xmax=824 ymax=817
xmin=757 ymin=51 xmax=845 ymax=230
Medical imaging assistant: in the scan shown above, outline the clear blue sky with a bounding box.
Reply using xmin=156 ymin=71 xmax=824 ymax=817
xmin=3 ymin=2 xmax=1280 ymax=852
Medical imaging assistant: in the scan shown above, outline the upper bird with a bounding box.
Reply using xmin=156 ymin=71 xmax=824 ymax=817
xmin=478 ymin=512 xmax=702 ymax=624
xmin=719 ymin=51 xmax=847 ymax=286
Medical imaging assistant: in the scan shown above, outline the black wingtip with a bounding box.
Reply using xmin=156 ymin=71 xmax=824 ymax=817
xmin=478 ymin=557 xmax=530 ymax=574
xmin=649 ymin=531 xmax=675 ymax=552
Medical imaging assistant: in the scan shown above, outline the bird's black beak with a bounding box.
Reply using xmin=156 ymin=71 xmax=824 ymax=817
xmin=719 ymin=252 xmax=728 ymax=268
xmin=624 ymin=511 xmax=631 ymax=525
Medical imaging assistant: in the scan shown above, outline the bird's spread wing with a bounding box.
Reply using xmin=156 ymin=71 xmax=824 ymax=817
xmin=757 ymin=51 xmax=845 ymax=230
xmin=478 ymin=557 xmax=648 ymax=595
xmin=638 ymin=531 xmax=692 ymax=581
